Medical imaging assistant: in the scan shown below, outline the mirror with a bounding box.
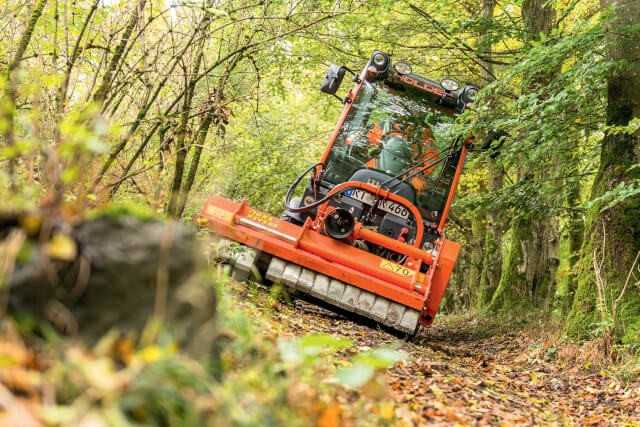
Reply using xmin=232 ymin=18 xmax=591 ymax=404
xmin=461 ymin=85 xmax=479 ymax=104
xmin=320 ymin=64 xmax=346 ymax=95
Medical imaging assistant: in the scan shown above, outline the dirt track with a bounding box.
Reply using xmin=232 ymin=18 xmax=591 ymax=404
xmin=261 ymin=292 xmax=640 ymax=426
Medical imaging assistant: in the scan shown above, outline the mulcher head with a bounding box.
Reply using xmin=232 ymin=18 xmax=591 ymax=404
xmin=200 ymin=196 xmax=460 ymax=334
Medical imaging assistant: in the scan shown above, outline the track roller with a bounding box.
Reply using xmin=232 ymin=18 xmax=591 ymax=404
xmin=266 ymin=257 xmax=420 ymax=334
xmin=214 ymin=239 xmax=260 ymax=282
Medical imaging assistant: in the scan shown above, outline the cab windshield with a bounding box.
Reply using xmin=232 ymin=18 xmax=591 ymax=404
xmin=323 ymin=79 xmax=459 ymax=220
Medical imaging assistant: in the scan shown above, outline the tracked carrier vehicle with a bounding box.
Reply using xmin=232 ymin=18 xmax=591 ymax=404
xmin=200 ymin=51 xmax=478 ymax=334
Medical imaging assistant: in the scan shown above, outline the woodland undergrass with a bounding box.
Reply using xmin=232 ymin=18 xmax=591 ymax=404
xmin=86 ymin=201 xmax=164 ymax=222
xmin=443 ymin=218 xmax=640 ymax=381
xmin=441 ymin=307 xmax=640 ymax=383
xmin=2 ymin=267 xmax=404 ymax=426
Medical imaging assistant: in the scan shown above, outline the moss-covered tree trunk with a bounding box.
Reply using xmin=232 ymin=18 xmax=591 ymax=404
xmin=562 ymin=159 xmax=585 ymax=315
xmin=475 ymin=0 xmax=507 ymax=309
xmin=566 ymin=0 xmax=640 ymax=344
xmin=490 ymin=175 xmax=561 ymax=313
xmin=489 ymin=206 xmax=532 ymax=310
xmin=488 ymin=0 xmax=559 ymax=313
xmin=478 ymin=160 xmax=505 ymax=307
xmin=467 ymin=208 xmax=486 ymax=304
xmin=532 ymin=217 xmax=560 ymax=308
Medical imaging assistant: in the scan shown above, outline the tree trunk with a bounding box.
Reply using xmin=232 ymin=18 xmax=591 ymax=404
xmin=166 ymin=88 xmax=195 ymax=217
xmin=474 ymin=0 xmax=507 ymax=309
xmin=489 ymin=211 xmax=532 ymax=311
xmin=467 ymin=208 xmax=486 ymax=304
xmin=478 ymin=159 xmax=505 ymax=307
xmin=175 ymin=112 xmax=215 ymax=217
xmin=478 ymin=0 xmax=496 ymax=84
xmin=532 ymin=217 xmax=560 ymax=308
xmin=521 ymin=0 xmax=555 ymax=36
xmin=2 ymin=0 xmax=48 ymax=192
xmin=166 ymin=43 xmax=207 ymax=217
xmin=92 ymin=0 xmax=146 ymax=106
xmin=562 ymin=162 xmax=584 ymax=315
xmin=489 ymin=0 xmax=558 ymax=313
xmin=566 ymin=0 xmax=640 ymax=344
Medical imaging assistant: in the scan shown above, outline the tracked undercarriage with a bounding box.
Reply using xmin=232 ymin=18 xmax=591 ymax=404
xmin=216 ymin=239 xmax=421 ymax=334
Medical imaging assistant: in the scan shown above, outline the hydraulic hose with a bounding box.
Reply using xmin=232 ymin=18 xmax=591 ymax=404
xmin=284 ymin=162 xmax=397 ymax=213
xmin=284 ymin=162 xmax=338 ymax=212
xmin=284 ymin=163 xmax=428 ymax=249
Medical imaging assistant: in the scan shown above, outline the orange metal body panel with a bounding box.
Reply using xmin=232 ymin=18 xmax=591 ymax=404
xmin=201 ymin=196 xmax=425 ymax=309
xmin=423 ymin=239 xmax=460 ymax=324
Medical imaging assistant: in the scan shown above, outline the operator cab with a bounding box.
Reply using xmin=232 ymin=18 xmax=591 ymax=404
xmin=286 ymin=51 xmax=477 ymax=262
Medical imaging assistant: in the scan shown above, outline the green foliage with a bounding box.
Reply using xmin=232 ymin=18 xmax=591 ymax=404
xmin=206 ymin=93 xmax=328 ymax=214
xmin=278 ymin=333 xmax=352 ymax=366
xmin=122 ymin=359 xmax=211 ymax=426
xmin=586 ymin=179 xmax=640 ymax=213
xmin=336 ymin=348 xmax=406 ymax=389
xmin=87 ymin=201 xmax=163 ymax=221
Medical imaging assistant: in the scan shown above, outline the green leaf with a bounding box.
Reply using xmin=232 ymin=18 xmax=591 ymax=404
xmin=278 ymin=334 xmax=352 ymax=365
xmin=353 ymin=348 xmax=406 ymax=369
xmin=336 ymin=364 xmax=375 ymax=389
xmin=298 ymin=334 xmax=352 ymax=352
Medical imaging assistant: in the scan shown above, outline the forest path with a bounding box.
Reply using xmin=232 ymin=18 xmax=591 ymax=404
xmin=244 ymin=286 xmax=640 ymax=426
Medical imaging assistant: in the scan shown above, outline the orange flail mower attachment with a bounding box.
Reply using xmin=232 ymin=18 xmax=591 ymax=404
xmin=199 ymin=195 xmax=459 ymax=325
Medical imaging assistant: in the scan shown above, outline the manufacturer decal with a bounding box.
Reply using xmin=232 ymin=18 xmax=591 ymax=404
xmin=379 ymin=259 xmax=415 ymax=278
xmin=246 ymin=209 xmax=278 ymax=228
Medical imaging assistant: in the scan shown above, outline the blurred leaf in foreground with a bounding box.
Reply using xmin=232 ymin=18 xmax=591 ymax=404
xmin=336 ymin=348 xmax=406 ymax=389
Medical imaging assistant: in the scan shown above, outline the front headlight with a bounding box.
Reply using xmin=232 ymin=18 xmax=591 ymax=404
xmin=371 ymin=51 xmax=390 ymax=72
xmin=441 ymin=78 xmax=460 ymax=91
xmin=372 ymin=52 xmax=387 ymax=67
xmin=393 ymin=61 xmax=412 ymax=75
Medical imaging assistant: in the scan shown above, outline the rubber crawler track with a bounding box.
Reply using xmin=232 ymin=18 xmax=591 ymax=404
xmin=216 ymin=239 xmax=420 ymax=334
